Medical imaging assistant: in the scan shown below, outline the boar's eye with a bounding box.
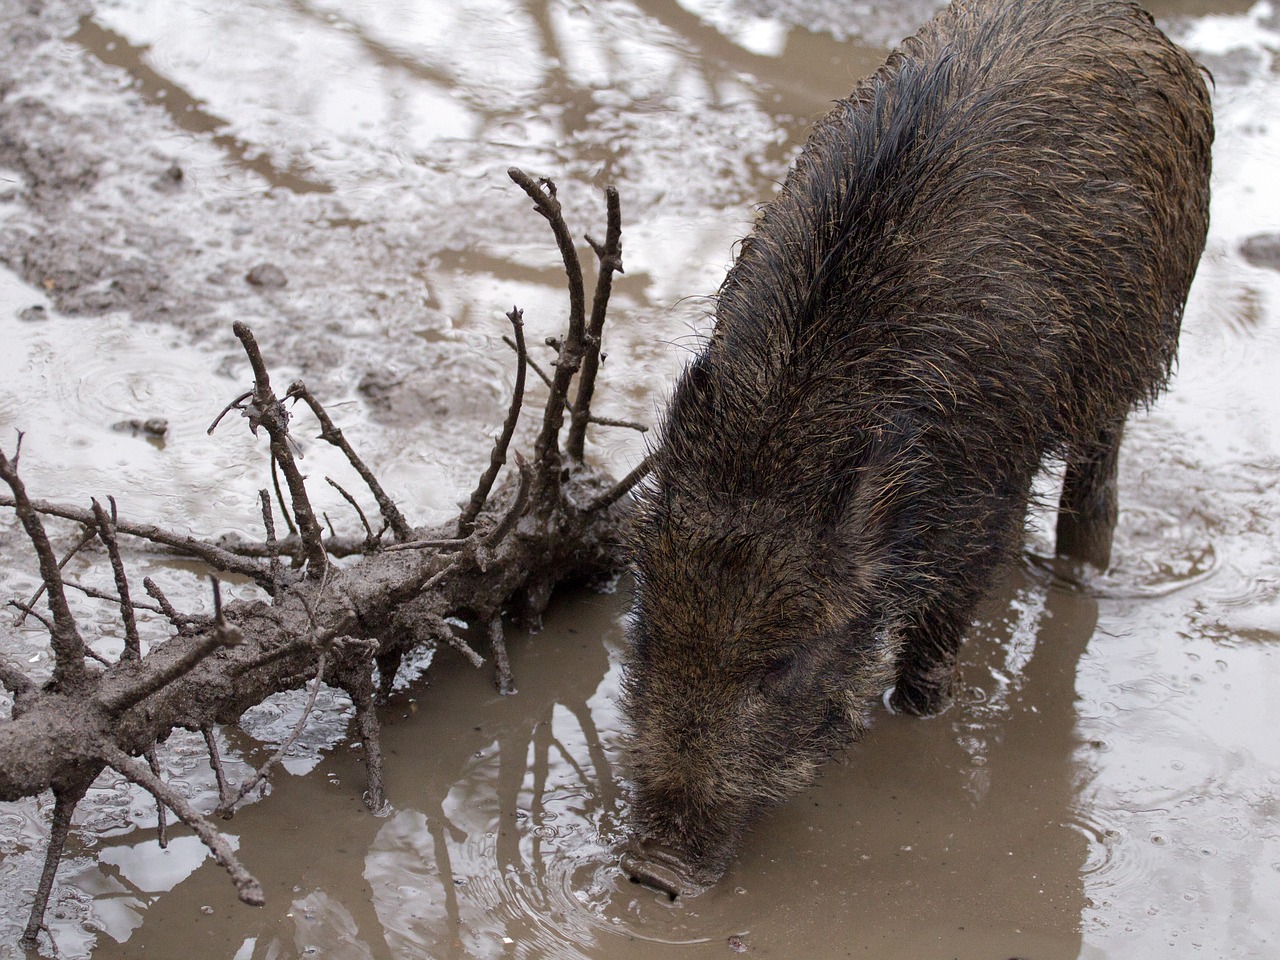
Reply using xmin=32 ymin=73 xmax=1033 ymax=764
xmin=757 ymin=655 xmax=795 ymax=694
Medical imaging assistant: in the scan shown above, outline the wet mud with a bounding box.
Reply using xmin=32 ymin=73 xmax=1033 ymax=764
xmin=1 ymin=0 xmax=1279 ymax=957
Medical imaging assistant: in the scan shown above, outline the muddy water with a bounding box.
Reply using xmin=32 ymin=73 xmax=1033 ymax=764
xmin=1 ymin=0 xmax=1279 ymax=957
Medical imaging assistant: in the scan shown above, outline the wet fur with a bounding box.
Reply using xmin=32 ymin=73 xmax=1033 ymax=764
xmin=623 ymin=0 xmax=1212 ymax=885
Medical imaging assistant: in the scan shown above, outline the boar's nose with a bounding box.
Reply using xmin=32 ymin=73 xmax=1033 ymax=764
xmin=619 ymin=840 xmax=702 ymax=900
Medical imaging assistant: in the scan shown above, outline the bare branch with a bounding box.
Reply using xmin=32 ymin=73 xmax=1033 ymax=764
xmin=258 ymin=490 xmax=284 ymax=595
xmin=230 ymin=322 xmax=327 ymax=575
xmin=0 ymin=436 xmax=87 ymax=689
xmin=270 ymin=455 xmax=298 ymax=538
xmin=325 ymin=476 xmax=374 ymax=545
xmin=102 ymin=743 xmax=265 ymax=906
xmin=343 ymin=665 xmax=386 ymax=812
xmin=591 ymin=451 xmax=655 ymax=512
xmin=504 ymin=334 xmax=555 ymax=389
xmin=202 ymin=726 xmax=237 ymax=814
xmin=145 ymin=746 xmax=169 ymax=848
xmin=484 ymin=453 xmax=533 ymax=548
xmin=20 ymin=778 xmax=93 ymax=951
xmin=142 ymin=577 xmax=201 ymax=634
xmin=16 ymin=524 xmax=96 ymax=627
xmin=92 ymin=497 xmax=141 ymax=661
xmin=0 ymin=494 xmax=273 ymax=589
xmin=508 ymin=169 xmax=587 ymax=472
xmin=287 ymin=380 xmax=413 ymax=542
xmin=382 ymin=536 xmax=468 ymax=554
xmin=216 ymin=650 xmax=328 ymax=818
xmin=458 ymin=307 xmax=528 ymax=538
xmin=567 ymin=184 xmax=624 ymax=460
xmin=589 ymin=414 xmax=649 ymax=433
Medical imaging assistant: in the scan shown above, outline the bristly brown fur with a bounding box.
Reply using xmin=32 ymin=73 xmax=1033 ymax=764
xmin=622 ymin=0 xmax=1212 ymax=889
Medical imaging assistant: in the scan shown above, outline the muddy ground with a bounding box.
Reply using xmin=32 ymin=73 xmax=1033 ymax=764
xmin=1 ymin=0 xmax=1279 ymax=957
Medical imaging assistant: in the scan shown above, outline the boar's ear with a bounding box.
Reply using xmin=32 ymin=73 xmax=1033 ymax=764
xmin=822 ymin=418 xmax=926 ymax=584
xmin=665 ymin=353 xmax=714 ymax=426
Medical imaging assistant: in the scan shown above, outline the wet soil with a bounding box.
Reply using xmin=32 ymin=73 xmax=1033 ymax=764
xmin=2 ymin=0 xmax=1279 ymax=957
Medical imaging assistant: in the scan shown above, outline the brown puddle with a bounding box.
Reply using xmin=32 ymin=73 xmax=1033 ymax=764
xmin=2 ymin=0 xmax=1280 ymax=957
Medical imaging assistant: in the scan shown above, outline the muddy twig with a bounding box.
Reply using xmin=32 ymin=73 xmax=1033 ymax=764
xmin=91 ymin=497 xmax=141 ymax=661
xmin=0 ymin=435 xmax=89 ymax=689
xmin=567 ymin=184 xmax=624 ymax=460
xmin=458 ymin=307 xmax=528 ymax=538
xmin=0 ymin=493 xmax=273 ymax=588
xmin=287 ymin=379 xmax=413 ymax=542
xmin=103 ymin=742 xmax=265 ymax=906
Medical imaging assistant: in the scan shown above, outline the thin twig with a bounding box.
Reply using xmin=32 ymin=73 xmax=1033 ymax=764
xmin=589 ymin=415 xmax=648 ymax=433
xmin=0 ymin=435 xmax=87 ymax=689
xmin=16 ymin=524 xmax=96 ymax=626
xmin=217 ymin=650 xmax=328 ymax=817
xmin=202 ymin=726 xmax=237 ymax=814
xmin=484 ymin=453 xmax=533 ymax=548
xmin=287 ymin=380 xmax=413 ymax=542
xmin=62 ymin=579 xmax=165 ymax=614
xmin=590 ymin=451 xmax=655 ymax=512
xmin=142 ymin=577 xmax=198 ymax=633
xmin=92 ymin=497 xmax=141 ymax=661
xmin=231 ymin=322 xmax=327 ymax=575
xmin=501 ymin=336 xmax=646 ymax=434
xmin=145 ymin=746 xmax=169 ymax=848
xmin=270 ymin=455 xmax=298 ymax=538
xmin=382 ymin=536 xmax=468 ymax=553
xmin=258 ymin=489 xmax=283 ymax=595
xmin=567 ymin=184 xmax=623 ymax=460
xmin=508 ymin=169 xmax=586 ymax=473
xmin=325 ymin=477 xmax=374 ymax=545
xmin=206 ymin=389 xmax=254 ymax=435
xmin=504 ymin=334 xmax=554 ymax=389
xmin=0 ymin=494 xmax=273 ymax=589
xmin=102 ymin=743 xmax=264 ymax=906
xmin=20 ymin=777 xmax=93 ymax=951
xmin=458 ymin=307 xmax=527 ymax=538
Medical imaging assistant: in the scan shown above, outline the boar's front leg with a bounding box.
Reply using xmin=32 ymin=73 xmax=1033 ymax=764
xmin=1055 ymin=419 xmax=1125 ymax=570
xmin=889 ymin=599 xmax=973 ymax=716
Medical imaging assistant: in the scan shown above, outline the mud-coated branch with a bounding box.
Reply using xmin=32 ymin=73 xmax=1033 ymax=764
xmin=568 ymin=185 xmax=624 ymax=460
xmin=592 ymin=452 xmax=655 ymax=512
xmin=217 ymin=649 xmax=328 ymax=817
xmin=92 ymin=498 xmax=141 ymax=662
xmin=458 ymin=307 xmax=528 ymax=538
xmin=508 ymin=169 xmax=586 ymax=472
xmin=229 ymin=322 xmax=328 ymax=575
xmin=19 ymin=777 xmax=94 ymax=951
xmin=286 ymin=380 xmax=413 ymax=542
xmin=102 ymin=743 xmax=265 ymax=906
xmin=0 ymin=437 xmax=87 ymax=690
xmin=98 ymin=581 xmax=246 ymax=716
xmin=0 ymin=494 xmax=273 ymax=588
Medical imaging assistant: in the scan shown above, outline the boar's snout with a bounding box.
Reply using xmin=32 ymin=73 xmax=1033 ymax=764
xmin=619 ymin=839 xmax=714 ymax=900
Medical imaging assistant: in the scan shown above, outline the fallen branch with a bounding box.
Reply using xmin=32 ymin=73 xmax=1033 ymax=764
xmin=0 ymin=170 xmax=652 ymax=943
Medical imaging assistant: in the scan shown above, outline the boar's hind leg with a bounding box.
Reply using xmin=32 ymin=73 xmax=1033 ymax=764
xmin=1055 ymin=419 xmax=1125 ymax=570
xmin=890 ymin=600 xmax=973 ymax=717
